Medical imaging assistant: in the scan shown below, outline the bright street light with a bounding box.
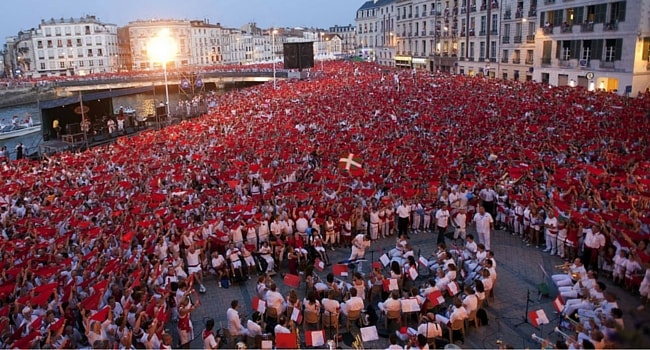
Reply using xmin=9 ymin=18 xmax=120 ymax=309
xmin=148 ymin=29 xmax=176 ymax=127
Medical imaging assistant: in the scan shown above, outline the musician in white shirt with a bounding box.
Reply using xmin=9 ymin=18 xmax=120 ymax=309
xmin=349 ymin=233 xmax=370 ymax=260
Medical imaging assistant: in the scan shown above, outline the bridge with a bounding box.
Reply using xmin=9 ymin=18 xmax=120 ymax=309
xmin=53 ymin=69 xmax=292 ymax=94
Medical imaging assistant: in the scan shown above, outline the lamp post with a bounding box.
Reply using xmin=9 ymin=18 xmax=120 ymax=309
xmin=320 ymin=32 xmax=325 ymax=71
xmin=148 ymin=29 xmax=176 ymax=128
xmin=272 ymin=29 xmax=278 ymax=89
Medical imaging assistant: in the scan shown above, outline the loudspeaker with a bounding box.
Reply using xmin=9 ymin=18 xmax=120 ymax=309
xmin=283 ymin=42 xmax=314 ymax=70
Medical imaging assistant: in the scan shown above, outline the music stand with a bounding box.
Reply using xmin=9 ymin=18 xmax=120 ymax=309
xmin=537 ymin=264 xmax=551 ymax=300
xmin=515 ymin=289 xmax=534 ymax=328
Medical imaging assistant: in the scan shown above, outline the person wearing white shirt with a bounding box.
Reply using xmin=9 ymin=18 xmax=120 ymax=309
xmin=226 ymin=300 xmax=249 ymax=337
xmin=462 ymin=286 xmax=479 ymax=315
xmin=341 ymin=287 xmax=364 ymax=316
xmin=379 ymin=291 xmax=402 ymax=313
xmin=543 ymin=210 xmax=559 ymax=255
xmin=202 ymin=319 xmax=220 ymax=349
xmin=582 ymin=224 xmax=606 ymax=272
xmin=473 ymin=206 xmax=494 ymax=250
xmin=397 ymin=202 xmax=411 ymax=238
xmin=435 ymin=297 xmax=468 ymax=325
xmin=417 ymin=313 xmax=443 ymax=338
xmin=453 ymin=208 xmax=468 ymax=242
xmin=246 ymin=312 xmax=264 ymax=337
xmin=264 ymin=283 xmax=286 ymax=314
xmin=185 ymin=244 xmax=206 ymax=293
xmin=274 ymin=316 xmax=291 ymax=334
xmin=435 ymin=203 xmax=450 ymax=245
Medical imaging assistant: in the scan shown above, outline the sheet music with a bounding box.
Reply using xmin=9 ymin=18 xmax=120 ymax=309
xmin=291 ymin=307 xmax=300 ymax=322
xmin=380 ymin=254 xmax=390 ymax=267
xmin=401 ymin=298 xmax=421 ymax=313
xmin=535 ymin=309 xmax=549 ymax=325
xmin=389 ymin=278 xmax=399 ymax=291
xmin=309 ymin=330 xmax=325 ymax=346
xmin=418 ymin=256 xmax=428 ymax=267
xmin=360 ymin=325 xmax=379 ymax=342
xmin=409 ymin=268 xmax=418 ymax=281
xmin=261 ymin=340 xmax=273 ymax=349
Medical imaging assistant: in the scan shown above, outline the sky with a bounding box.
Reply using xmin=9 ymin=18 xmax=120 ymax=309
xmin=1 ymin=0 xmax=362 ymax=40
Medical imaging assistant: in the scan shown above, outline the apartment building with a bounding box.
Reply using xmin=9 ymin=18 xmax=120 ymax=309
xmin=533 ymin=0 xmax=650 ymax=94
xmin=329 ymin=24 xmax=357 ymax=54
xmin=355 ymin=0 xmax=397 ymax=66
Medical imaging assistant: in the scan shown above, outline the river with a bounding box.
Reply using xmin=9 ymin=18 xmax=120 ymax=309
xmin=0 ymin=88 xmax=227 ymax=160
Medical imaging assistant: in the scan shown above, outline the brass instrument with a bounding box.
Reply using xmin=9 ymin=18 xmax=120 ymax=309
xmin=554 ymin=327 xmax=577 ymax=345
xmin=563 ymin=314 xmax=581 ymax=331
xmin=554 ymin=263 xmax=570 ymax=269
xmin=352 ymin=333 xmax=364 ymax=350
xmin=531 ymin=333 xmax=555 ymax=350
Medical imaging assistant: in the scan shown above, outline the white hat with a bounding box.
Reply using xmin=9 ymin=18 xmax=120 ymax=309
xmin=22 ymin=306 xmax=32 ymax=314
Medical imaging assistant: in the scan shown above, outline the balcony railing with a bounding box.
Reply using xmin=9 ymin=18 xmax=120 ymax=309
xmin=514 ymin=35 xmax=522 ymax=43
xmin=491 ymin=29 xmax=498 ymax=35
xmin=461 ymin=7 xmax=467 ymax=14
xmin=468 ymin=56 xmax=475 ymax=61
xmin=422 ymin=31 xmax=426 ymax=36
xmin=528 ymin=9 xmax=537 ymax=17
xmin=603 ymin=22 xmax=618 ymax=31
xmin=414 ymin=31 xmax=419 ymax=36
xmin=581 ymin=23 xmax=594 ymax=32
xmin=504 ymin=11 xmax=511 ymax=19
xmin=559 ymin=59 xmax=571 ymax=67
xmin=415 ymin=13 xmax=419 ymax=18
xmin=526 ymin=35 xmax=535 ymax=43
xmin=501 ymin=57 xmax=509 ymax=63
xmin=502 ymin=36 xmax=510 ymax=43
xmin=429 ymin=30 xmax=435 ymax=35
xmin=543 ymin=26 xmax=554 ymax=34
xmin=479 ymin=30 xmax=486 ymax=36
xmin=525 ymin=58 xmax=534 ymax=64
xmin=512 ymin=58 xmax=521 ymax=64
xmin=541 ymin=57 xmax=551 ymax=65
xmin=470 ymin=5 xmax=477 ymax=12
xmin=515 ymin=11 xmax=523 ymax=19
xmin=600 ymin=61 xmax=615 ymax=69
xmin=560 ymin=24 xmax=572 ymax=33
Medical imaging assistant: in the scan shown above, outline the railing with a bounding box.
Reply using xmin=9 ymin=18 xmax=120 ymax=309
xmin=603 ymin=22 xmax=618 ymax=31
xmin=504 ymin=11 xmax=512 ymax=19
xmin=528 ymin=9 xmax=537 ymax=17
xmin=479 ymin=30 xmax=486 ymax=36
xmin=559 ymin=60 xmax=571 ymax=67
xmin=515 ymin=11 xmax=523 ymax=19
xmin=526 ymin=35 xmax=535 ymax=43
xmin=501 ymin=57 xmax=509 ymax=63
xmin=512 ymin=58 xmax=521 ymax=64
xmin=461 ymin=7 xmax=467 ymax=14
xmin=543 ymin=26 xmax=554 ymax=34
xmin=491 ymin=29 xmax=498 ymax=35
xmin=502 ymin=36 xmax=510 ymax=43
xmin=459 ymin=57 xmax=466 ymax=61
xmin=541 ymin=57 xmax=551 ymax=65
xmin=468 ymin=56 xmax=475 ymax=61
xmin=514 ymin=35 xmax=522 ymax=43
xmin=581 ymin=23 xmax=594 ymax=32
xmin=544 ymin=0 xmax=555 ymax=4
xmin=470 ymin=5 xmax=477 ymax=12
xmin=490 ymin=57 xmax=497 ymax=62
xmin=429 ymin=30 xmax=435 ymax=35
xmin=525 ymin=58 xmax=534 ymax=64
xmin=414 ymin=31 xmax=419 ymax=36
xmin=422 ymin=31 xmax=426 ymax=36
xmin=600 ymin=61 xmax=615 ymax=68
xmin=561 ymin=24 xmax=573 ymax=33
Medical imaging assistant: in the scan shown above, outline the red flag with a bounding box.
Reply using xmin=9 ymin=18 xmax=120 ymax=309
xmin=332 ymin=264 xmax=349 ymax=277
xmin=339 ymin=153 xmax=363 ymax=176
xmin=427 ymin=290 xmax=445 ymax=307
xmin=283 ymin=273 xmax=300 ymax=288
xmin=90 ymin=306 xmax=111 ymax=322
xmin=552 ymin=295 xmax=565 ymax=313
xmin=79 ymin=292 xmax=102 ymax=311
xmin=275 ymin=332 xmax=298 ymax=349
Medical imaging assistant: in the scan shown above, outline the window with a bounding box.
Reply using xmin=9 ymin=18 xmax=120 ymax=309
xmin=65 ymin=26 xmax=71 ymax=35
xmin=480 ymin=16 xmax=486 ymax=34
xmin=97 ymin=48 xmax=103 ymax=56
xmin=47 ymin=40 xmax=53 ymax=48
xmin=502 ymin=49 xmax=509 ymax=62
xmin=491 ymin=14 xmax=498 ymax=33
xmin=586 ymin=4 xmax=607 ymax=23
xmin=76 ymin=38 xmax=82 ymax=46
xmin=605 ymin=38 xmax=622 ymax=61
xmin=490 ymin=41 xmax=496 ymax=60
xmin=542 ymin=40 xmax=552 ymax=64
xmin=45 ymin=28 xmax=52 ymax=36
xmin=37 ymin=41 xmax=43 ymax=49
xmin=610 ymin=1 xmax=626 ymax=22
xmin=60 ymin=61 xmax=65 ymax=68
xmin=55 ymin=27 xmax=61 ymax=36
xmin=40 ymin=62 xmax=45 ymax=70
xmin=479 ymin=42 xmax=485 ymax=60
xmin=87 ymin=49 xmax=93 ymax=57
xmin=57 ymin=39 xmax=63 ymax=47
xmin=79 ymin=60 xmax=84 ymax=67
xmin=460 ymin=42 xmax=465 ymax=58
xmin=38 ymin=50 xmax=44 ymax=59
xmin=469 ymin=42 xmax=475 ymax=59
xmin=88 ymin=59 xmax=94 ymax=67
xmin=67 ymin=39 xmax=72 ymax=47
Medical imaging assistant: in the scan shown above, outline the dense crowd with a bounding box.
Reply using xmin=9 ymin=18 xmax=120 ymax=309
xmin=0 ymin=60 xmax=649 ymax=349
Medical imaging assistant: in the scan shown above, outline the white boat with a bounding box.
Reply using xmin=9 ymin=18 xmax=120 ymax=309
xmin=0 ymin=125 xmax=40 ymax=140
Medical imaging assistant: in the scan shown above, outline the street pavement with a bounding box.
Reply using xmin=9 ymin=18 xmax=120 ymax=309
xmin=176 ymin=227 xmax=644 ymax=349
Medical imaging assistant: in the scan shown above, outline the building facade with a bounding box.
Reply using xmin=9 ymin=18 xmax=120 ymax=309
xmin=356 ymin=0 xmax=397 ymax=66
xmin=328 ymin=24 xmax=357 ymax=53
xmin=533 ymin=0 xmax=650 ymax=94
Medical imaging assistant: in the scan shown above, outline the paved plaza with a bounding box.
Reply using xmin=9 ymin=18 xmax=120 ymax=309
xmin=178 ymin=227 xmax=645 ymax=349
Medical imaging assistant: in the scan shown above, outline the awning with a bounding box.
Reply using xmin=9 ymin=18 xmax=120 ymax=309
xmin=40 ymin=86 xmax=154 ymax=109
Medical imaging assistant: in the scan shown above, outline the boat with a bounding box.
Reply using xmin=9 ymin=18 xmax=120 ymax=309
xmin=0 ymin=124 xmax=40 ymax=140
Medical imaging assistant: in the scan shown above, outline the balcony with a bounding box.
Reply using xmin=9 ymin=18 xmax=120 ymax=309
xmin=541 ymin=57 xmax=551 ymax=65
xmin=397 ymin=16 xmax=401 ymax=20
xmin=479 ymin=30 xmax=486 ymax=36
xmin=528 ymin=9 xmax=537 ymax=17
xmin=414 ymin=31 xmax=419 ymax=36
xmin=491 ymin=29 xmax=498 ymax=35
xmin=469 ymin=29 xmax=476 ymax=36
xmin=422 ymin=31 xmax=426 ymax=36
xmin=559 ymin=59 xmax=571 ymax=67
xmin=581 ymin=23 xmax=594 ymax=32
xmin=600 ymin=61 xmax=615 ymax=69
xmin=470 ymin=5 xmax=477 ymax=12
xmin=514 ymin=35 xmax=522 ymax=43
xmin=430 ymin=30 xmax=435 ymax=35
xmin=468 ymin=56 xmax=475 ymax=61
xmin=603 ymin=22 xmax=618 ymax=31
xmin=490 ymin=57 xmax=497 ymax=62
xmin=504 ymin=11 xmax=511 ymax=19
xmin=544 ymin=0 xmax=555 ymax=3
xmin=526 ymin=35 xmax=535 ymax=43
xmin=560 ymin=24 xmax=572 ymax=33
xmin=461 ymin=7 xmax=467 ymax=14
xmin=415 ymin=13 xmax=419 ymax=18
xmin=512 ymin=58 xmax=521 ymax=64
xmin=501 ymin=57 xmax=509 ymax=63
xmin=525 ymin=57 xmax=534 ymax=64
xmin=515 ymin=10 xmax=523 ymax=19
xmin=502 ymin=36 xmax=510 ymax=43
xmin=543 ymin=26 xmax=554 ymax=34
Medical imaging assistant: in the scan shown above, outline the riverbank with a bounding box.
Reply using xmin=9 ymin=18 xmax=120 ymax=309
xmin=0 ymin=87 xmax=59 ymax=109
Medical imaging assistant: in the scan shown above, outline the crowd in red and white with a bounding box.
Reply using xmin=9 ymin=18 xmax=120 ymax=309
xmin=0 ymin=60 xmax=649 ymax=348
